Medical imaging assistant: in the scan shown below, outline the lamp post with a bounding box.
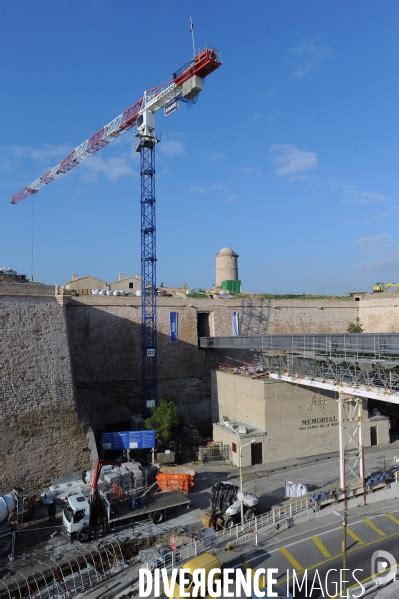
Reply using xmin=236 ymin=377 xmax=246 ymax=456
xmin=224 ymin=422 xmax=256 ymax=525
xmin=238 ymin=440 xmax=256 ymax=525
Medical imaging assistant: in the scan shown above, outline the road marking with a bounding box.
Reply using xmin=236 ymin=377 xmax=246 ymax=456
xmin=266 ymin=510 xmax=399 ymax=555
xmin=312 ymin=535 xmax=332 ymax=558
xmin=331 ymin=561 xmax=399 ymax=599
xmin=385 ymin=512 xmax=399 ymax=526
xmin=276 ymin=529 xmax=399 ymax=588
xmin=346 ymin=526 xmax=364 ymax=545
xmin=363 ymin=517 xmax=386 ymax=537
xmin=278 ymin=547 xmax=304 ymax=572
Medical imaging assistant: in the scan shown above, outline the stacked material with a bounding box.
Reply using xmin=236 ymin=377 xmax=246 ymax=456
xmin=46 ymin=462 xmax=143 ymax=501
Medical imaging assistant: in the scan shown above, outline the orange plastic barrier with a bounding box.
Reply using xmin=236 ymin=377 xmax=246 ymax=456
xmin=156 ymin=472 xmax=195 ymax=495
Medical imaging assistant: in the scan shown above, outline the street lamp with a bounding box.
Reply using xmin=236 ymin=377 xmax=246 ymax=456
xmin=224 ymin=422 xmax=256 ymax=525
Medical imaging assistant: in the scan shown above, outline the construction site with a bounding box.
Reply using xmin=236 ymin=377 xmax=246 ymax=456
xmin=2 ymin=4 xmax=399 ymax=599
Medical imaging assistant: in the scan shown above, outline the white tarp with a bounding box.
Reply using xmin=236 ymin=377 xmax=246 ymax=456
xmin=285 ymin=480 xmax=309 ymax=498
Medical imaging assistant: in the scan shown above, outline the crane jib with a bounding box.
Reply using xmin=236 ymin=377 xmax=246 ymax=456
xmin=10 ymin=47 xmax=221 ymax=204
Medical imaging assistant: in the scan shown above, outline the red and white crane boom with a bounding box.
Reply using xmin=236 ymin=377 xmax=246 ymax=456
xmin=11 ymin=47 xmax=221 ymax=205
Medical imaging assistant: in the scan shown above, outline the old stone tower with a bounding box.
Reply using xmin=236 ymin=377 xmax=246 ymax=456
xmin=215 ymin=247 xmax=239 ymax=287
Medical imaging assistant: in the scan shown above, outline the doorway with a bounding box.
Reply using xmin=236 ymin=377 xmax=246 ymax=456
xmin=251 ymin=442 xmax=263 ymax=465
xmin=197 ymin=312 xmax=211 ymax=340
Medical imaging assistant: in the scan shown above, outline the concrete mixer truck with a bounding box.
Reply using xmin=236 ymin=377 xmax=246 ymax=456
xmin=0 ymin=489 xmax=34 ymax=560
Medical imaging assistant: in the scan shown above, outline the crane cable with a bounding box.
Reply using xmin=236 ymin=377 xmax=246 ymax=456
xmin=31 ymin=195 xmax=35 ymax=282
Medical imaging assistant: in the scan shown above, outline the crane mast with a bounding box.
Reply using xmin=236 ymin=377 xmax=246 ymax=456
xmin=10 ymin=47 xmax=221 ymax=415
xmin=136 ymin=107 xmax=158 ymax=411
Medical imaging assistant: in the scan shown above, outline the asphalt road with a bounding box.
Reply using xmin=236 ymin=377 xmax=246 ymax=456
xmin=232 ymin=496 xmax=399 ymax=598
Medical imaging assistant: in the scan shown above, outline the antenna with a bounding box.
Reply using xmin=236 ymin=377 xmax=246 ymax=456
xmin=189 ymin=16 xmax=196 ymax=58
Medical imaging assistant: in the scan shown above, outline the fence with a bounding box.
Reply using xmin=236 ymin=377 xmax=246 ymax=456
xmin=142 ymin=495 xmax=311 ymax=572
xmin=0 ymin=538 xmax=127 ymax=599
xmin=143 ymin=481 xmax=399 ymax=575
xmin=197 ymin=443 xmax=230 ymax=463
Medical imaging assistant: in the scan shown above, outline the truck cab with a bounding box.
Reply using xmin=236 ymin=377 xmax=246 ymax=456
xmin=63 ymin=494 xmax=91 ymax=538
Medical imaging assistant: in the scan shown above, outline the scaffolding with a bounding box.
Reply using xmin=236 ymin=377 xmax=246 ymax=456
xmin=201 ymin=333 xmax=399 ymax=402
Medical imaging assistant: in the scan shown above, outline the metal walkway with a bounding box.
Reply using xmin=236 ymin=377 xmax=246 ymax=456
xmin=200 ymin=333 xmax=399 ymax=403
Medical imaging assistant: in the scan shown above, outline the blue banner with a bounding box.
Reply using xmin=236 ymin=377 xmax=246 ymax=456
xmin=232 ymin=310 xmax=239 ymax=336
xmin=170 ymin=311 xmax=178 ymax=342
xmin=101 ymin=430 xmax=156 ymax=450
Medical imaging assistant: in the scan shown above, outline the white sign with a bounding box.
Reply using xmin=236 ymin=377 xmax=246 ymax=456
xmin=147 ymin=348 xmax=156 ymax=357
xmin=164 ymin=100 xmax=178 ymax=117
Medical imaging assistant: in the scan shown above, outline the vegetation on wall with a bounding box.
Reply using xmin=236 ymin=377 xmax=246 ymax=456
xmin=347 ymin=318 xmax=364 ymax=333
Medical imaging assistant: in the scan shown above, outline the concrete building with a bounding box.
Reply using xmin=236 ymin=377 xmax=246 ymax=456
xmin=109 ymin=273 xmax=141 ymax=292
xmin=211 ymin=370 xmax=390 ymax=467
xmin=215 ymin=247 xmax=239 ymax=287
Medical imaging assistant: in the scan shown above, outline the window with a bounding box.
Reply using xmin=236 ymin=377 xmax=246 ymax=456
xmin=73 ymin=509 xmax=86 ymax=523
xmin=63 ymin=504 xmax=73 ymax=523
xmin=232 ymin=442 xmax=237 ymax=453
xmin=370 ymin=426 xmax=378 ymax=446
xmin=129 ymin=282 xmax=134 ymax=289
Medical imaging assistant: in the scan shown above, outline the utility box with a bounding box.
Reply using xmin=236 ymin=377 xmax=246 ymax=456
xmin=182 ymin=75 xmax=203 ymax=100
xmin=156 ymin=451 xmax=176 ymax=465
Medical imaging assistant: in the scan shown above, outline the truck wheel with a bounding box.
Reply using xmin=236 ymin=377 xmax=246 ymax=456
xmin=151 ymin=510 xmax=165 ymax=525
xmin=78 ymin=526 xmax=95 ymax=543
xmin=244 ymin=509 xmax=255 ymax=522
xmin=224 ymin=517 xmax=234 ymax=529
xmin=0 ymin=535 xmax=12 ymax=558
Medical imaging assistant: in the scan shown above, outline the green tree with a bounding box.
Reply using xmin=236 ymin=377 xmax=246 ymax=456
xmin=145 ymin=399 xmax=180 ymax=445
xmin=347 ymin=318 xmax=364 ymax=333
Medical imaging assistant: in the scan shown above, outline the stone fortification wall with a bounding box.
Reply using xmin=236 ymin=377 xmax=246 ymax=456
xmin=0 ymin=282 xmax=55 ymax=296
xmin=65 ymin=298 xmax=211 ymax=431
xmin=359 ymin=295 xmax=399 ymax=332
xmin=3 ymin=281 xmax=399 ymax=491
xmin=213 ymin=297 xmax=357 ymax=335
xmin=0 ymin=293 xmax=90 ymax=492
xmin=65 ymin=295 xmax=357 ymax=433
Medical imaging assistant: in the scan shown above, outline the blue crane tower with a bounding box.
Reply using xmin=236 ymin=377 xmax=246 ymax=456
xmin=11 ymin=47 xmax=221 ymax=415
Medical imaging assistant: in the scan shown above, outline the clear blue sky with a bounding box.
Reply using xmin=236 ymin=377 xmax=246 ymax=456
xmin=0 ymin=1 xmax=397 ymax=294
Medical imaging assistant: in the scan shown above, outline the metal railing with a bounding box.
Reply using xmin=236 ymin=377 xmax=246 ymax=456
xmin=264 ymin=353 xmax=399 ymax=395
xmin=201 ymin=334 xmax=399 ymax=399
xmin=200 ymin=333 xmax=399 ymax=360
xmin=143 ymin=495 xmax=311 ymax=573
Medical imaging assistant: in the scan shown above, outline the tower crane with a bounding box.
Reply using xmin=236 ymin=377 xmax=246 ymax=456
xmin=11 ymin=46 xmax=221 ymax=415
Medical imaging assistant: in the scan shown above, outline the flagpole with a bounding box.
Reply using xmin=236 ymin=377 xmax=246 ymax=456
xmin=189 ymin=16 xmax=196 ymax=58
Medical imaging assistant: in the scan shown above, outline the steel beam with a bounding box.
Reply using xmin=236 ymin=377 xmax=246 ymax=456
xmin=338 ymin=393 xmax=365 ymax=493
xmin=269 ymin=373 xmax=399 ymax=404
